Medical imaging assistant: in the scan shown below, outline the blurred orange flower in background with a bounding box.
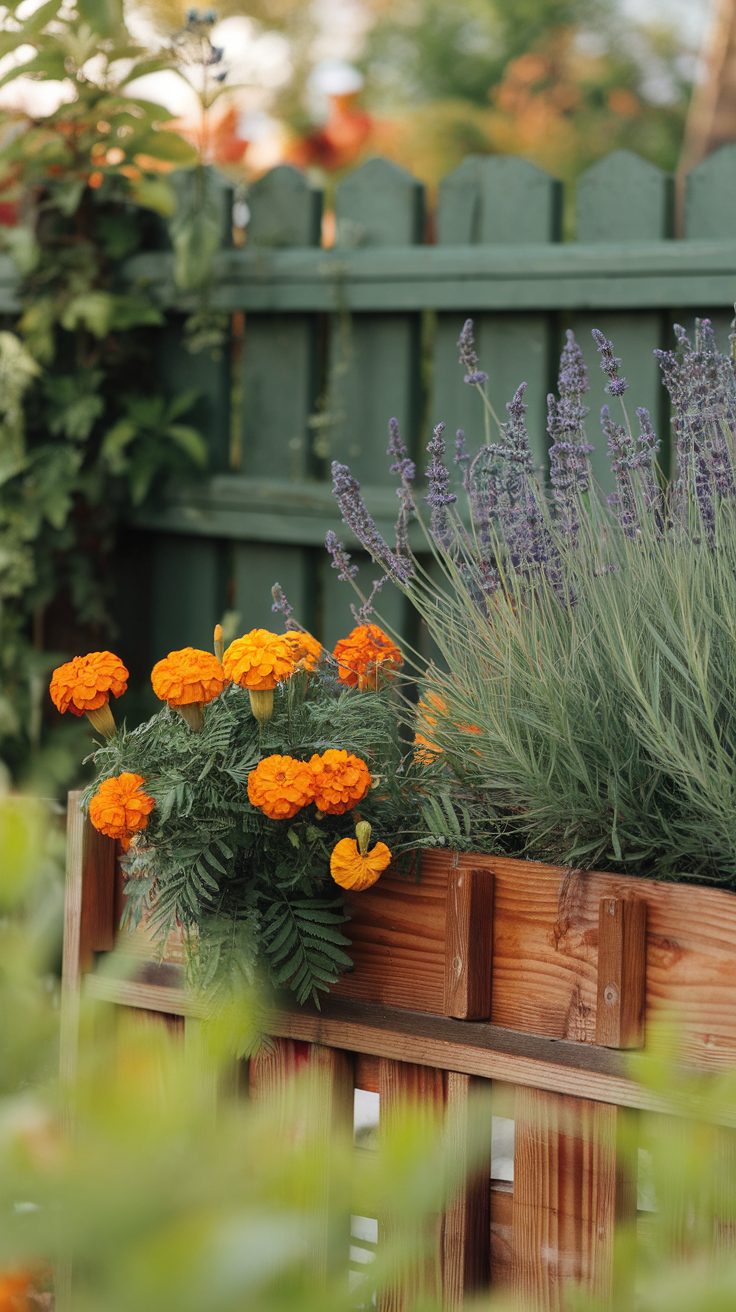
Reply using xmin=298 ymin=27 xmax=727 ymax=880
xmin=333 ymin=624 xmax=402 ymax=690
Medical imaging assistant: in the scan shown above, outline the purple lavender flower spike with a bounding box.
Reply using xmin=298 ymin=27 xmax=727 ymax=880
xmin=387 ymin=416 xmax=415 ymax=486
xmin=271 ymin=582 xmax=296 ymax=626
xmin=457 ymin=319 xmax=488 ymax=386
xmin=352 ymin=576 xmax=387 ymax=626
xmin=331 ymin=461 xmax=411 ymax=582
xmin=325 ymin=530 xmax=358 ymax=582
xmin=592 ymin=328 xmax=628 ymax=398
xmin=425 ymin=421 xmax=457 ymax=547
xmin=601 ymin=404 xmax=638 ymax=535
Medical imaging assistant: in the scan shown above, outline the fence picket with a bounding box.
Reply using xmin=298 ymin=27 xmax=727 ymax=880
xmin=570 ymin=151 xmax=674 ymax=485
xmin=684 ymin=146 xmax=736 ymax=345
xmin=235 ymin=167 xmax=324 ymax=630
xmin=442 ymin=1071 xmax=492 ymax=1308
xmin=434 ymin=157 xmax=562 ymax=469
xmin=378 ymin=1058 xmax=445 ymax=1311
xmin=511 ymin=1088 xmax=635 ymax=1310
xmin=320 ymin=159 xmax=425 ymax=648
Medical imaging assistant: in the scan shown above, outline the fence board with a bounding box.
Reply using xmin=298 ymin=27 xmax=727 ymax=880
xmin=378 ymin=1057 xmax=444 ymax=1311
xmin=442 ymin=1071 xmax=492 ymax=1307
xmin=511 ymin=1088 xmax=633 ymax=1310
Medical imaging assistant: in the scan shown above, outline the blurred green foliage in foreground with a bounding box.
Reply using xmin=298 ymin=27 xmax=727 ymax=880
xmin=4 ymin=790 xmax=736 ymax=1310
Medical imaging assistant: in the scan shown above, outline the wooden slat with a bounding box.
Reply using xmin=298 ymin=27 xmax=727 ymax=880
xmin=511 ymin=1088 xmax=635 ymax=1310
xmin=442 ymin=1071 xmax=492 ymax=1308
xmin=303 ymin=1043 xmax=355 ymax=1282
xmin=595 ymin=897 xmax=647 ymax=1049
xmin=320 ymin=158 xmax=424 ymax=648
xmin=378 ymin=1058 xmax=444 ymax=1311
xmin=333 ymin=856 xmax=449 ymax=1012
xmin=60 ymin=792 xmax=117 ymax=1081
xmin=490 ymin=1182 xmax=514 ymax=1288
xmin=443 ymin=860 xmax=493 ymax=1020
xmin=235 ymin=166 xmax=323 ymax=631
xmin=571 ymin=151 xmax=674 ymax=487
xmin=433 ymin=157 xmax=561 ymax=471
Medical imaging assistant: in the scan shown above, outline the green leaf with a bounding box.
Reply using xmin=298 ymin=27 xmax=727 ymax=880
xmin=134 ymin=131 xmax=199 ymax=167
xmin=60 ymin=292 xmax=115 ymax=339
xmin=130 ymin=176 xmax=178 ymax=218
xmin=165 ymin=425 xmax=207 ymax=467
xmin=77 ymin=0 xmax=123 ymax=37
xmin=101 ymin=420 xmax=137 ymax=472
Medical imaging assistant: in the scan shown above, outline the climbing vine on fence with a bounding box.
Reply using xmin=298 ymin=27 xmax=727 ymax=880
xmin=0 ymin=1 xmax=225 ymax=785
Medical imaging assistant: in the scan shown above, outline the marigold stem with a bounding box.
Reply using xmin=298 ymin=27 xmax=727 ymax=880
xmin=249 ymin=688 xmax=274 ymax=725
xmin=176 ymin=703 xmax=204 ymax=732
xmin=85 ymin=703 xmax=116 ymax=738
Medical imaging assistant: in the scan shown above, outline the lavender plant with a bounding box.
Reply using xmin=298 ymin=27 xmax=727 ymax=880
xmin=328 ymin=317 xmax=736 ymax=885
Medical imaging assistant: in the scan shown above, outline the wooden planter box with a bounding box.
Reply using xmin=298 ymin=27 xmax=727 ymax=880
xmin=65 ymin=792 xmax=736 ymax=1070
xmin=333 ymin=849 xmax=736 ymax=1070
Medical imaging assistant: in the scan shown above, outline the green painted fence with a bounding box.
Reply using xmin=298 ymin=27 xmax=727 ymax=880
xmin=10 ymin=146 xmax=736 ymax=678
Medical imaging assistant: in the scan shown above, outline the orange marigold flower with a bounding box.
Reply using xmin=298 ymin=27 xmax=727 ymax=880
xmin=414 ymin=691 xmax=446 ymax=759
xmin=49 ymin=651 xmax=128 ymax=716
xmin=151 ymin=647 xmax=227 ymax=707
xmin=0 ymin=1268 xmax=34 ymax=1311
xmin=330 ymin=821 xmax=391 ymax=891
xmin=89 ymin=772 xmax=155 ymax=848
xmin=309 ymin=748 xmax=371 ymax=815
xmin=284 ymin=629 xmax=323 ymax=671
xmin=223 ymin=629 xmax=296 ymax=691
xmin=247 ymin=754 xmax=314 ymax=820
xmin=333 ymin=624 xmax=402 ymax=690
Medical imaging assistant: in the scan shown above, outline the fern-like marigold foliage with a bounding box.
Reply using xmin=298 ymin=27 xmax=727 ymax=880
xmin=309 ymin=749 xmax=371 ymax=815
xmin=89 ymin=772 xmax=155 ymax=847
xmin=223 ymin=630 xmax=296 ymax=691
xmin=247 ymin=754 xmax=315 ymax=820
xmin=49 ymin=651 xmax=128 ymax=715
xmin=330 ymin=835 xmax=391 ymax=891
xmin=284 ymin=629 xmax=323 ymax=671
xmin=151 ymin=647 xmax=227 ymax=707
xmin=332 ymin=624 xmax=402 ymax=690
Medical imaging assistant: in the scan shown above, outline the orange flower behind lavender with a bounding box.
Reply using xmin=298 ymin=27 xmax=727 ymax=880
xmin=284 ymin=629 xmax=323 ymax=672
xmin=49 ymin=650 xmax=128 ymax=739
xmin=332 ymin=624 xmax=402 ymax=691
xmin=89 ymin=772 xmax=155 ymax=850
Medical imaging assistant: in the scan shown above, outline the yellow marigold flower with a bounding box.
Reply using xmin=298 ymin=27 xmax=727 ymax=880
xmin=89 ymin=772 xmax=155 ymax=850
xmin=223 ymin=629 xmax=295 ymax=691
xmin=49 ymin=650 xmax=128 ymax=738
xmin=247 ymin=754 xmax=314 ymax=820
xmin=309 ymin=748 xmax=371 ymax=815
xmin=333 ymin=624 xmax=402 ymax=690
xmin=284 ymin=629 xmax=323 ymax=671
xmin=151 ymin=647 xmax=227 ymax=706
xmin=330 ymin=821 xmax=391 ymax=891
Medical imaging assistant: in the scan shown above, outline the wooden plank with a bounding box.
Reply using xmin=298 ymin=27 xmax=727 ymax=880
xmin=303 ymin=1044 xmax=355 ymax=1282
xmin=490 ymin=1182 xmax=514 ymax=1288
xmin=82 ymin=978 xmax=736 ymax=1121
xmin=333 ymin=856 xmax=449 ymax=1012
xmin=378 ymin=1057 xmax=444 ymax=1311
xmin=595 ymin=897 xmax=647 ymax=1049
xmin=236 ymin=167 xmax=323 ymax=634
xmin=571 ymin=152 xmax=674 ymax=489
xmin=60 ymin=792 xmax=117 ymax=1084
xmin=685 ymin=143 xmax=736 ymax=238
xmin=443 ymin=860 xmax=493 ymax=1020
xmin=434 ymin=157 xmax=561 ymax=472
xmin=511 ymin=1088 xmax=634 ymax=1309
xmin=442 ymin=1071 xmax=492 ymax=1308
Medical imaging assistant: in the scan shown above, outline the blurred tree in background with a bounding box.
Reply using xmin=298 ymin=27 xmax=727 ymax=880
xmin=131 ymin=0 xmax=693 ymax=186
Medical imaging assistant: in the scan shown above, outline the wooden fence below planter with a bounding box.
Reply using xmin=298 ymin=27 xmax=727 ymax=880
xmin=62 ymin=793 xmax=736 ymax=1310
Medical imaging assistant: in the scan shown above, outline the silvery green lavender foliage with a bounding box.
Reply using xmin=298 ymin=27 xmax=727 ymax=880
xmin=328 ymin=317 xmax=736 ymax=885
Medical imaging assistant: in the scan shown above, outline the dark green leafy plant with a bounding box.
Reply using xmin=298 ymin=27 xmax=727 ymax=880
xmin=0 ymin=0 xmax=210 ymax=786
xmin=84 ymin=665 xmax=438 ymax=1006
